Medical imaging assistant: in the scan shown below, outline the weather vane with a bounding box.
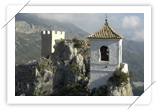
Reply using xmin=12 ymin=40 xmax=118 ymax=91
xmin=105 ymin=13 xmax=108 ymax=25
xmin=105 ymin=13 xmax=108 ymax=19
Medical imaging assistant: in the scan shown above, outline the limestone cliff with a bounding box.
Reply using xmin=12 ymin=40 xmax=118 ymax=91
xmin=15 ymin=39 xmax=133 ymax=96
xmin=15 ymin=39 xmax=90 ymax=96
xmin=106 ymin=63 xmax=133 ymax=96
xmin=107 ymin=79 xmax=133 ymax=96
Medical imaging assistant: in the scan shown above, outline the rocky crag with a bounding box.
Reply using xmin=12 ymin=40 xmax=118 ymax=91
xmin=15 ymin=39 xmax=133 ymax=96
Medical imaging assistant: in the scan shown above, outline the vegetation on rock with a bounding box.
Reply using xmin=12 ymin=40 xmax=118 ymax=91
xmin=73 ymin=38 xmax=83 ymax=48
xmin=89 ymin=85 xmax=108 ymax=96
xmin=52 ymin=79 xmax=89 ymax=96
xmin=70 ymin=62 xmax=79 ymax=75
xmin=109 ymin=69 xmax=129 ymax=86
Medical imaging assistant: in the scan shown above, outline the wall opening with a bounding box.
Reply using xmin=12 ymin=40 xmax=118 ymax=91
xmin=100 ymin=46 xmax=109 ymax=61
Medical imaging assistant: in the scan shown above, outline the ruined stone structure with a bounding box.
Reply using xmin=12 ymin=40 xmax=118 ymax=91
xmin=41 ymin=30 xmax=65 ymax=57
xmin=87 ymin=19 xmax=125 ymax=89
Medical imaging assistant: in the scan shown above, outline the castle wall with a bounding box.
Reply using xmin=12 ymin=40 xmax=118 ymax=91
xmin=89 ymin=39 xmax=122 ymax=89
xmin=41 ymin=30 xmax=65 ymax=57
xmin=41 ymin=31 xmax=52 ymax=57
xmin=51 ymin=31 xmax=65 ymax=53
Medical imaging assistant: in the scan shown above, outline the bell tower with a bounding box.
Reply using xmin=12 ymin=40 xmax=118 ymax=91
xmin=87 ymin=18 xmax=125 ymax=89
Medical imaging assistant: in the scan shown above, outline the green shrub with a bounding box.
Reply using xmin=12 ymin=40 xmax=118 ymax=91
xmin=52 ymin=81 xmax=88 ymax=96
xmin=88 ymin=86 xmax=108 ymax=96
xmin=88 ymin=88 xmax=96 ymax=96
xmin=70 ymin=62 xmax=79 ymax=75
xmin=65 ymin=39 xmax=72 ymax=43
xmin=109 ymin=69 xmax=129 ymax=86
xmin=72 ymin=38 xmax=79 ymax=43
xmin=120 ymin=63 xmax=124 ymax=70
xmin=72 ymin=38 xmax=82 ymax=48
xmin=87 ymin=43 xmax=90 ymax=46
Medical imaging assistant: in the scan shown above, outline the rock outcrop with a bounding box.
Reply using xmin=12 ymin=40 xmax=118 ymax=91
xmin=15 ymin=57 xmax=54 ymax=96
xmin=51 ymin=40 xmax=89 ymax=90
xmin=106 ymin=63 xmax=133 ymax=96
xmin=15 ymin=65 xmax=36 ymax=96
xmin=107 ymin=79 xmax=133 ymax=96
xmin=15 ymin=39 xmax=90 ymax=96
xmin=15 ymin=39 xmax=133 ymax=96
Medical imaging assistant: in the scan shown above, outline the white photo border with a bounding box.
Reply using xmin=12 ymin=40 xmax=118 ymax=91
xmin=7 ymin=5 xmax=151 ymax=104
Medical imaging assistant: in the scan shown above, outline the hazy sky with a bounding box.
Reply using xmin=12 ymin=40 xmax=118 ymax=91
xmin=34 ymin=13 xmax=144 ymax=42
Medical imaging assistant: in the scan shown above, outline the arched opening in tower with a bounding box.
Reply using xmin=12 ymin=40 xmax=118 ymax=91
xmin=100 ymin=46 xmax=109 ymax=61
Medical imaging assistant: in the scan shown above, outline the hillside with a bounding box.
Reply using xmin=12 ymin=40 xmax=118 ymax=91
xmin=123 ymin=40 xmax=144 ymax=82
xmin=15 ymin=13 xmax=89 ymax=38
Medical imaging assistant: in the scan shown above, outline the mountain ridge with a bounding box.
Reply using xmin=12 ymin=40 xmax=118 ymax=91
xmin=15 ymin=13 xmax=90 ymax=37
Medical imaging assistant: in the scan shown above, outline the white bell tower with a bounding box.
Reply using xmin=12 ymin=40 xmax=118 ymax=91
xmin=87 ymin=18 xmax=125 ymax=89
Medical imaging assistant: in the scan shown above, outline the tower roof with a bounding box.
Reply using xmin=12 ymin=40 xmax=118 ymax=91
xmin=87 ymin=19 xmax=125 ymax=39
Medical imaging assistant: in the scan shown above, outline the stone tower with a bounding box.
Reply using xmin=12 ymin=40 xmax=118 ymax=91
xmin=87 ymin=19 xmax=125 ymax=89
xmin=41 ymin=30 xmax=65 ymax=57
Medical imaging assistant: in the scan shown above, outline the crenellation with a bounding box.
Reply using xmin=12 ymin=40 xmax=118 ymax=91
xmin=53 ymin=30 xmax=65 ymax=35
xmin=42 ymin=31 xmax=52 ymax=35
xmin=42 ymin=31 xmax=46 ymax=34
xmin=59 ymin=31 xmax=65 ymax=34
xmin=57 ymin=31 xmax=61 ymax=34
xmin=47 ymin=31 xmax=50 ymax=34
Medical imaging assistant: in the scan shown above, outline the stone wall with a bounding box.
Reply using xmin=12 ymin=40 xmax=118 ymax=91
xmin=41 ymin=31 xmax=52 ymax=57
xmin=51 ymin=31 xmax=65 ymax=53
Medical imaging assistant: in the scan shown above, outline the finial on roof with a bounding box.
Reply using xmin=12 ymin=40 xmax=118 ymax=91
xmin=105 ymin=14 xmax=108 ymax=25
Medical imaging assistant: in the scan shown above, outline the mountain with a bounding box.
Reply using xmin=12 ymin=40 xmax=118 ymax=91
xmin=123 ymin=40 xmax=144 ymax=56
xmin=122 ymin=40 xmax=144 ymax=96
xmin=123 ymin=40 xmax=144 ymax=82
xmin=15 ymin=32 xmax=41 ymax=65
xmin=15 ymin=13 xmax=89 ymax=37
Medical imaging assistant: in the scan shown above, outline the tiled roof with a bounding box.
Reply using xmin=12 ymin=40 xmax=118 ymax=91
xmin=87 ymin=19 xmax=125 ymax=39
